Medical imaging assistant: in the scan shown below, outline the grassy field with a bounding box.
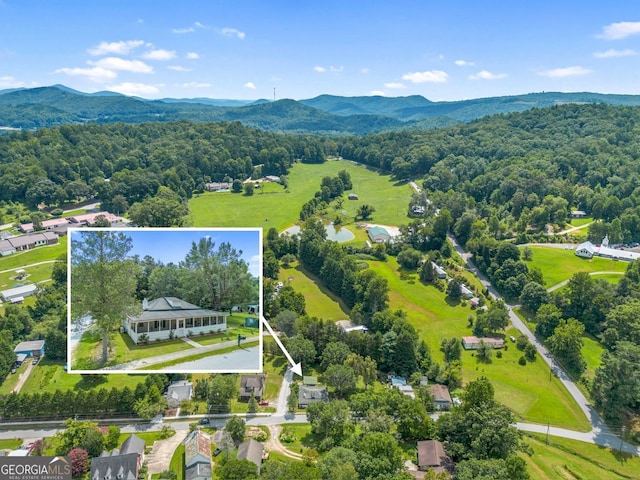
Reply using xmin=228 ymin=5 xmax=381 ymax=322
xmin=190 ymin=160 xmax=414 ymax=232
xmin=522 ymin=246 xmax=629 ymax=287
xmin=522 ymin=433 xmax=640 ymax=479
xmin=0 ymin=242 xmax=66 ymax=271
xmin=263 ymin=352 xmax=287 ymax=401
xmin=0 ymin=262 xmax=56 ymax=289
xmin=280 ymin=262 xmax=348 ymax=320
xmin=19 ymin=358 xmax=147 ymax=393
xmin=567 ymin=217 xmax=594 ymax=228
xmin=367 ymin=258 xmax=590 ymax=431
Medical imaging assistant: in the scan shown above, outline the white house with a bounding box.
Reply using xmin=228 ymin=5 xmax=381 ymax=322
xmin=124 ymin=297 xmax=228 ymax=344
xmin=575 ymin=240 xmax=640 ymax=261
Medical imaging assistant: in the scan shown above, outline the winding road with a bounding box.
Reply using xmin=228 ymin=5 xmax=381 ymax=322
xmin=447 ymin=233 xmax=639 ymax=456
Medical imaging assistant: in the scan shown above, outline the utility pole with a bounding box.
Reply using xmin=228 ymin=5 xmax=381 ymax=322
xmin=546 ymin=420 xmax=550 ymax=445
xmin=273 ymin=87 xmax=276 ymax=101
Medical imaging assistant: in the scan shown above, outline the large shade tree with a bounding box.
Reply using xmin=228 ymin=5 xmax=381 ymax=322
xmin=71 ymin=231 xmax=141 ymax=364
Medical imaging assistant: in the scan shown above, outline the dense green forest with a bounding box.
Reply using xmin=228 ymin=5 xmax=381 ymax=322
xmin=0 ymin=121 xmax=325 ymax=215
xmin=339 ymin=103 xmax=640 ymax=243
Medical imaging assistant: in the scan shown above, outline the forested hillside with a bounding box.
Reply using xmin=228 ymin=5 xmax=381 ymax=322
xmin=0 ymin=121 xmax=326 ymax=213
xmin=339 ymin=103 xmax=640 ymax=243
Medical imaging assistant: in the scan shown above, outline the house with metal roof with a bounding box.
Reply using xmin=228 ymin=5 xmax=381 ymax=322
xmin=14 ymin=340 xmax=45 ymax=359
xmin=366 ymin=226 xmax=391 ymax=243
xmin=1 ymin=284 xmax=38 ymax=303
xmin=0 ymin=232 xmax=59 ymax=256
xmin=298 ymin=385 xmax=329 ymax=408
xmin=123 ymin=297 xmax=228 ymax=344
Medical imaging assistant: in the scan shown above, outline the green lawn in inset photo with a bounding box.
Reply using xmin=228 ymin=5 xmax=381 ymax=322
xmin=72 ymin=330 xmax=195 ymax=369
xmin=522 ymin=246 xmax=628 ymax=287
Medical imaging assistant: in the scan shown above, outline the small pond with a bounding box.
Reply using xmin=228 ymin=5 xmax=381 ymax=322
xmin=283 ymin=224 xmax=355 ymax=243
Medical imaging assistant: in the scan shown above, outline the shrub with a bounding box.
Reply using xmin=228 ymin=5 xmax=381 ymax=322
xmin=518 ymin=356 xmax=527 ymax=366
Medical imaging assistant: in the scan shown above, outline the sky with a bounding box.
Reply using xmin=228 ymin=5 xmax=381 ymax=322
xmin=1 ymin=1 xmax=640 ymax=101
xmin=70 ymin=228 xmax=262 ymax=277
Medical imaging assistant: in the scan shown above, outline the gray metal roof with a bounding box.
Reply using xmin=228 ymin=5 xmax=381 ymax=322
xmin=128 ymin=297 xmax=227 ymax=323
xmin=119 ymin=434 xmax=145 ymax=456
xmin=13 ymin=340 xmax=45 ymax=353
xmin=237 ymin=439 xmax=263 ymax=469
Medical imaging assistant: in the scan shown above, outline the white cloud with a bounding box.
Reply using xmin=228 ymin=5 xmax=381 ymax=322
xmin=107 ymin=82 xmax=160 ymax=96
xmin=597 ymin=21 xmax=640 ymax=40
xmin=402 ymin=70 xmax=448 ymax=83
xmin=173 ymin=27 xmax=195 ymax=34
xmin=181 ymin=82 xmax=212 ymax=88
xmin=142 ymin=49 xmax=176 ymax=61
xmin=384 ymin=82 xmax=406 ymax=89
xmin=593 ymin=48 xmax=637 ymax=58
xmin=54 ymin=66 xmax=117 ymax=82
xmin=469 ymin=70 xmax=508 ymax=80
xmin=195 ymin=21 xmax=208 ymax=29
xmin=168 ymin=66 xmax=191 ymax=72
xmin=361 ymin=68 xmax=369 ymax=74
xmin=314 ymin=65 xmax=343 ymax=73
xmin=87 ymin=40 xmax=144 ymax=56
xmin=186 ymin=52 xmax=200 ymax=60
xmin=455 ymin=59 xmax=475 ymax=66
xmin=91 ymin=57 xmax=154 ymax=73
xmin=538 ymin=65 xmax=593 ymax=78
xmin=0 ymin=76 xmax=25 ymax=88
xmin=370 ymin=90 xmax=386 ymax=96
xmin=221 ymin=27 xmax=246 ymax=39
xmin=244 ymin=82 xmax=256 ymax=89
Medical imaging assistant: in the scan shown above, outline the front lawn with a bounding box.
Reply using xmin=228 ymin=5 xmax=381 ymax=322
xmin=72 ymin=330 xmax=196 ymax=369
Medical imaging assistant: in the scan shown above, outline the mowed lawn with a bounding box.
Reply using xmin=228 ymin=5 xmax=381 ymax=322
xmin=0 ymin=242 xmax=66 ymax=272
xmin=190 ymin=160 xmax=413 ymax=231
xmin=280 ymin=262 xmax=348 ymax=321
xmin=367 ymin=258 xmax=590 ymax=431
xmin=522 ymin=246 xmax=628 ymax=287
xmin=0 ymin=262 xmax=57 ymax=289
xmin=522 ymin=433 xmax=640 ymax=480
xmin=20 ymin=359 xmax=147 ymax=393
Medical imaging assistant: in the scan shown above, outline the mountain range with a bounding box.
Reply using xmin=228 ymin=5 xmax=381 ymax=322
xmin=2 ymin=85 xmax=640 ymax=135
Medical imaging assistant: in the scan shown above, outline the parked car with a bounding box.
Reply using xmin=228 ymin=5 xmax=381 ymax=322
xmin=213 ymin=447 xmax=222 ymax=456
xmin=258 ymin=400 xmax=269 ymax=406
xmin=10 ymin=367 xmax=16 ymax=374
xmin=32 ymin=357 xmax=38 ymax=365
xmin=199 ymin=418 xmax=209 ymax=425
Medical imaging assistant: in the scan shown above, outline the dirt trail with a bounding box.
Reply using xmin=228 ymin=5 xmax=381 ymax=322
xmin=266 ymin=425 xmax=303 ymax=460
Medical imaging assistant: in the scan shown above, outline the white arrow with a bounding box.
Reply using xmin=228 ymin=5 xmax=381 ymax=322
xmin=261 ymin=315 xmax=303 ymax=376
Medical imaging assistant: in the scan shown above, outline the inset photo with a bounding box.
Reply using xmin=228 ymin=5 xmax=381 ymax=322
xmin=68 ymin=228 xmax=262 ymax=373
